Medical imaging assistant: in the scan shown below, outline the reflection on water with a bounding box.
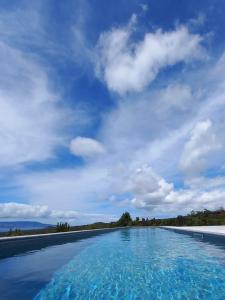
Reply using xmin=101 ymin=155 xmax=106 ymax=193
xmin=120 ymin=228 xmax=131 ymax=241
xmin=35 ymin=228 xmax=225 ymax=300
xmin=1 ymin=227 xmax=225 ymax=300
xmin=0 ymin=228 xmax=117 ymax=260
xmin=0 ymin=229 xmax=118 ymax=300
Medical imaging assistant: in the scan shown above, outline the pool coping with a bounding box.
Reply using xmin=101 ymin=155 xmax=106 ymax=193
xmin=160 ymin=226 xmax=225 ymax=238
xmin=0 ymin=226 xmax=125 ymax=243
xmin=2 ymin=225 xmax=225 ymax=242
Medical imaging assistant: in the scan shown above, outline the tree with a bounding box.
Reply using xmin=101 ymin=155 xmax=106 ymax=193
xmin=118 ymin=212 xmax=132 ymax=226
xmin=7 ymin=228 xmax=22 ymax=236
xmin=56 ymin=222 xmax=70 ymax=232
xmin=176 ymin=215 xmax=185 ymax=226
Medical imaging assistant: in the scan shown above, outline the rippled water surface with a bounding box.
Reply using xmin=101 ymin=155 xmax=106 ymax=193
xmin=1 ymin=228 xmax=225 ymax=300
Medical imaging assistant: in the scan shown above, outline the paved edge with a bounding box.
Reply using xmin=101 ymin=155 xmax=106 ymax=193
xmin=0 ymin=226 xmax=125 ymax=243
xmin=160 ymin=226 xmax=225 ymax=237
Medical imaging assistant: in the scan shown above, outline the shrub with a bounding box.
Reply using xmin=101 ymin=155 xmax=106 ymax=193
xmin=7 ymin=228 xmax=22 ymax=236
xmin=56 ymin=222 xmax=70 ymax=232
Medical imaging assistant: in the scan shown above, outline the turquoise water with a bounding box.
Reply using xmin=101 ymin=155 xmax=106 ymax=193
xmin=34 ymin=228 xmax=225 ymax=300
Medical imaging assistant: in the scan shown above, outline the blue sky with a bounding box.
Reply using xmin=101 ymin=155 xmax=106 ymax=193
xmin=1 ymin=0 xmax=225 ymax=224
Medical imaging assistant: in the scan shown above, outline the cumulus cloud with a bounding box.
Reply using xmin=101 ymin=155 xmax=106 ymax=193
xmin=70 ymin=137 xmax=106 ymax=158
xmin=121 ymin=165 xmax=225 ymax=214
xmin=180 ymin=120 xmax=221 ymax=175
xmin=0 ymin=202 xmax=116 ymax=223
xmin=95 ymin=22 xmax=205 ymax=94
xmin=164 ymin=187 xmax=225 ymax=215
xmin=127 ymin=165 xmax=174 ymax=209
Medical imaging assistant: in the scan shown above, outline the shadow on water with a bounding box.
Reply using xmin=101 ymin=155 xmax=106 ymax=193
xmin=166 ymin=228 xmax=225 ymax=251
xmin=0 ymin=229 xmax=120 ymax=300
xmin=0 ymin=228 xmax=118 ymax=260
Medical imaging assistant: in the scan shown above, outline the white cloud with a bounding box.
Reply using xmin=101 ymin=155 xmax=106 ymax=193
xmin=180 ymin=120 xmax=221 ymax=175
xmin=0 ymin=2 xmax=75 ymax=60
xmin=16 ymin=165 xmax=110 ymax=212
xmin=0 ymin=2 xmax=93 ymax=168
xmin=157 ymin=84 xmax=193 ymax=112
xmin=95 ymin=22 xmax=205 ymax=94
xmin=99 ymin=82 xmax=198 ymax=180
xmin=186 ymin=176 xmax=225 ymax=190
xmin=70 ymin=137 xmax=106 ymax=158
xmin=1 ymin=9 xmax=225 ymax=221
xmin=164 ymin=187 xmax=225 ymax=215
xmin=128 ymin=165 xmax=174 ymax=209
xmin=0 ymin=41 xmax=73 ymax=167
xmin=15 ymin=48 xmax=225 ymax=217
xmin=0 ymin=203 xmax=50 ymax=218
xmin=0 ymin=33 xmax=91 ymax=168
xmin=0 ymin=202 xmax=116 ymax=223
xmin=122 ymin=165 xmax=225 ymax=214
xmin=0 ymin=3 xmax=44 ymax=48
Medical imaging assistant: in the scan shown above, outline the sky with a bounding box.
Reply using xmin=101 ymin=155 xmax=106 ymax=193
xmin=0 ymin=0 xmax=225 ymax=225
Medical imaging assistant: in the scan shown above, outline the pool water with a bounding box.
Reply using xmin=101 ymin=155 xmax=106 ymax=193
xmin=1 ymin=228 xmax=225 ymax=300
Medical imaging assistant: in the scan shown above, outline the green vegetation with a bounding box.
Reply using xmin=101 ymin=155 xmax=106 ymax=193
xmin=56 ymin=222 xmax=70 ymax=232
xmin=131 ymin=208 xmax=225 ymax=226
xmin=7 ymin=228 xmax=23 ymax=236
xmin=117 ymin=212 xmax=132 ymax=226
xmin=1 ymin=208 xmax=225 ymax=238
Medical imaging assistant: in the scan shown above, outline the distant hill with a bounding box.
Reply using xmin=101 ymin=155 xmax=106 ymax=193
xmin=0 ymin=221 xmax=53 ymax=232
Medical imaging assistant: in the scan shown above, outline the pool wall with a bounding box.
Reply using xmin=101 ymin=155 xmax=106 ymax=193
xmin=0 ymin=227 xmax=123 ymax=259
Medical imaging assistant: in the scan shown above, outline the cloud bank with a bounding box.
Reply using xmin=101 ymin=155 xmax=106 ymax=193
xmin=0 ymin=202 xmax=116 ymax=223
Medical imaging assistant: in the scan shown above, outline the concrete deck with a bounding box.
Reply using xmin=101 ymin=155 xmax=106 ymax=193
xmin=162 ymin=226 xmax=225 ymax=237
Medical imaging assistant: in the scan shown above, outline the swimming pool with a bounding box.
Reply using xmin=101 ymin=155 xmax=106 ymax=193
xmin=1 ymin=228 xmax=225 ymax=300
